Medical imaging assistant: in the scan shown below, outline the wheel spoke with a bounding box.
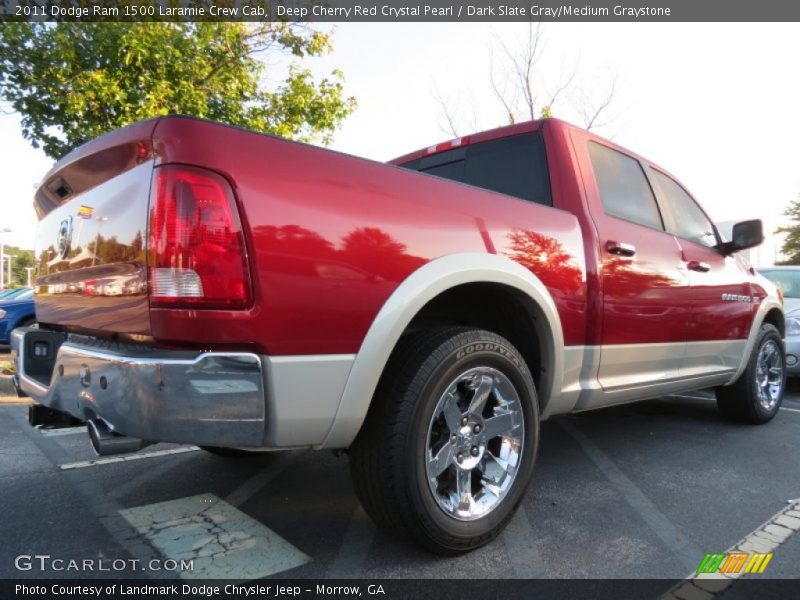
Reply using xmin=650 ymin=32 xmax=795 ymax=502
xmin=478 ymin=452 xmax=510 ymax=494
xmin=441 ymin=393 xmax=463 ymax=431
xmin=456 ymin=468 xmax=472 ymax=508
xmin=755 ymin=340 xmax=784 ymax=409
xmin=428 ymin=441 xmax=454 ymax=477
xmin=425 ymin=365 xmax=525 ymax=521
xmin=468 ymin=374 xmax=494 ymax=414
xmin=483 ymin=411 xmax=517 ymax=440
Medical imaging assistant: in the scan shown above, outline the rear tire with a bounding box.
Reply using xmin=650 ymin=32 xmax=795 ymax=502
xmin=349 ymin=327 xmax=539 ymax=555
xmin=716 ymin=323 xmax=785 ymax=424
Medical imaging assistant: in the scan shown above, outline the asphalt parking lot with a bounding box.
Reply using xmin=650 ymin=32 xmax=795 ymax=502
xmin=1 ymin=349 xmax=798 ymax=588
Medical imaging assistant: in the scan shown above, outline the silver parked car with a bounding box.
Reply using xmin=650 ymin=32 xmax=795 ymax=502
xmin=759 ymin=266 xmax=800 ymax=376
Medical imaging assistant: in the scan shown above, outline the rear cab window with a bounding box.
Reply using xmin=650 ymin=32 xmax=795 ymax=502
xmin=399 ymin=133 xmax=552 ymax=206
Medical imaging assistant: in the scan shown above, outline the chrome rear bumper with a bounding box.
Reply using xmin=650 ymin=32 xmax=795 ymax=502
xmin=10 ymin=328 xmax=266 ymax=448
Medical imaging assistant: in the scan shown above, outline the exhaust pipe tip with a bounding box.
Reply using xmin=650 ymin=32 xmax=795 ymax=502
xmin=87 ymin=419 xmax=152 ymax=456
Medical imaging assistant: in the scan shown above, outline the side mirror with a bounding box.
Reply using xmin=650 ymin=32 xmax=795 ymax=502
xmin=719 ymin=219 xmax=763 ymax=255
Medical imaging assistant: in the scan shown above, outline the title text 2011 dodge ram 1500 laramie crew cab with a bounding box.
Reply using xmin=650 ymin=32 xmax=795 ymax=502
xmin=12 ymin=116 xmax=784 ymax=554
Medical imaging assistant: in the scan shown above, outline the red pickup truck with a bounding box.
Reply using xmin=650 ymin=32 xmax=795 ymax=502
xmin=12 ymin=116 xmax=784 ymax=554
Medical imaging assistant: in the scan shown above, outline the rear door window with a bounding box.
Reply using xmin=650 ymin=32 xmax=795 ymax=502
xmin=400 ymin=133 xmax=552 ymax=206
xmin=588 ymin=142 xmax=664 ymax=230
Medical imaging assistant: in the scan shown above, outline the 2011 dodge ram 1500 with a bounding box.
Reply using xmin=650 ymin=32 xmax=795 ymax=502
xmin=11 ymin=116 xmax=784 ymax=554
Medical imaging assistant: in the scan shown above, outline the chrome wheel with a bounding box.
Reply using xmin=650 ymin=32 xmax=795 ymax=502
xmin=425 ymin=366 xmax=524 ymax=521
xmin=755 ymin=339 xmax=783 ymax=411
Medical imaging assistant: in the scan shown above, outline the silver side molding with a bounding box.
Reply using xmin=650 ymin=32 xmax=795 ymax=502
xmin=560 ymin=341 xmax=744 ymax=412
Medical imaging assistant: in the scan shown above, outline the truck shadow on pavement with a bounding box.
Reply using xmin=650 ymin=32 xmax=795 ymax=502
xmin=4 ymin=392 xmax=798 ymax=580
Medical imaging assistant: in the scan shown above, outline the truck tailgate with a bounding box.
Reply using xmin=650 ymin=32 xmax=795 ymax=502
xmin=33 ymin=119 xmax=158 ymax=338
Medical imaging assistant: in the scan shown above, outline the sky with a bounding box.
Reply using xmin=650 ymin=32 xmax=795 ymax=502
xmin=2 ymin=22 xmax=799 ymax=266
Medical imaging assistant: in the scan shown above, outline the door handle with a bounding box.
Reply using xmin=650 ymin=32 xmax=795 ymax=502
xmin=687 ymin=260 xmax=711 ymax=273
xmin=606 ymin=240 xmax=636 ymax=257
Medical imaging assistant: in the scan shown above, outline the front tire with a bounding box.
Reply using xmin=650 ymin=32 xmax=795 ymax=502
xmin=349 ymin=327 xmax=539 ymax=554
xmin=716 ymin=323 xmax=785 ymax=424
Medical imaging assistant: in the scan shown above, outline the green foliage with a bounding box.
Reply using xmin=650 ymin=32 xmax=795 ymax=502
xmin=1 ymin=245 xmax=35 ymax=287
xmin=775 ymin=195 xmax=800 ymax=265
xmin=0 ymin=22 xmax=356 ymax=158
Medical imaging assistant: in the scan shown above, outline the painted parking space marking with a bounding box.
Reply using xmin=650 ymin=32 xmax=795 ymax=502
xmin=669 ymin=393 xmax=800 ymax=415
xmin=561 ymin=419 xmax=702 ymax=572
xmin=501 ymin=504 xmax=546 ymax=578
xmin=39 ymin=426 xmax=86 ymax=437
xmin=225 ymin=452 xmax=303 ymax=508
xmin=326 ymin=505 xmax=374 ymax=578
xmin=120 ymin=493 xmax=310 ymax=580
xmin=59 ymin=446 xmax=199 ymax=470
xmin=109 ymin=450 xmax=202 ymax=501
xmin=661 ymin=499 xmax=800 ymax=599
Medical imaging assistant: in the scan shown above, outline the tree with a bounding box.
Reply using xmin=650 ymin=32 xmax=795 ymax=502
xmin=0 ymin=21 xmax=356 ymax=158
xmin=775 ymin=195 xmax=800 ymax=265
xmin=435 ymin=23 xmax=617 ymax=136
xmin=2 ymin=245 xmax=35 ymax=287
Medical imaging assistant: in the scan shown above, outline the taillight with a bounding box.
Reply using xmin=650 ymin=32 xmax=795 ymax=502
xmin=148 ymin=165 xmax=251 ymax=309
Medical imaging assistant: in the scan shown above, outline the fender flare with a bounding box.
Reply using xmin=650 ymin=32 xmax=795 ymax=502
xmin=725 ymin=297 xmax=784 ymax=385
xmin=319 ymin=252 xmax=565 ymax=449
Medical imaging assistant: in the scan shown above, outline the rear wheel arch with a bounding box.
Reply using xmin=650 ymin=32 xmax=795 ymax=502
xmin=320 ymin=253 xmax=564 ymax=449
xmin=402 ymin=282 xmax=551 ymax=401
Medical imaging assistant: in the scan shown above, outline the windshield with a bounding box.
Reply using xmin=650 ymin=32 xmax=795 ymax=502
xmin=0 ymin=288 xmax=31 ymax=301
xmin=760 ymin=270 xmax=800 ymax=298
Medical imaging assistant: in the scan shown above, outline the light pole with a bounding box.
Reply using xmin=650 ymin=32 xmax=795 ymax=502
xmin=26 ymin=267 xmax=35 ymax=288
xmin=0 ymin=227 xmax=11 ymax=290
xmin=6 ymin=254 xmax=16 ymax=287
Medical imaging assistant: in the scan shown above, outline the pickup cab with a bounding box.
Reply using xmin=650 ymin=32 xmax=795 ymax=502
xmin=11 ymin=116 xmax=784 ymax=554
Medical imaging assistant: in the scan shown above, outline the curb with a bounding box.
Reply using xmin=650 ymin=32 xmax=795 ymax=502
xmin=0 ymin=396 xmax=32 ymax=405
